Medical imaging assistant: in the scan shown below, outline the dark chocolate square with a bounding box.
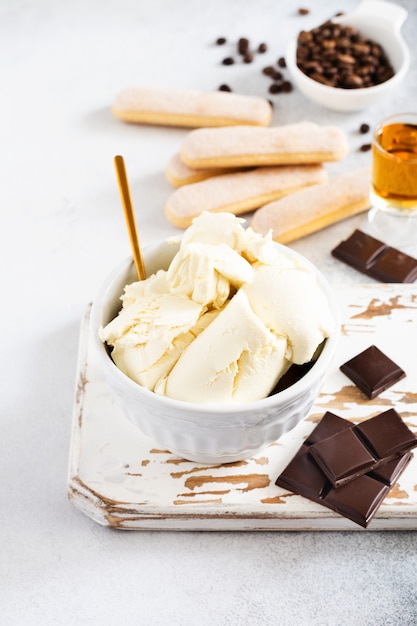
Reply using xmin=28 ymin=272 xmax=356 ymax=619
xmin=340 ymin=345 xmax=406 ymax=399
xmin=275 ymin=445 xmax=329 ymax=502
xmin=331 ymin=229 xmax=387 ymax=269
xmin=324 ymin=475 xmax=389 ymax=529
xmin=309 ymin=428 xmax=376 ymax=487
xmin=305 ymin=411 xmax=352 ymax=446
xmin=369 ymin=451 xmax=413 ymax=486
xmin=354 ymin=408 xmax=417 ymax=459
xmin=370 ymin=247 xmax=417 ymax=283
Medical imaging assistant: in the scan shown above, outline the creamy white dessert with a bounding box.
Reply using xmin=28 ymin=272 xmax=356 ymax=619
xmin=99 ymin=212 xmax=335 ymax=404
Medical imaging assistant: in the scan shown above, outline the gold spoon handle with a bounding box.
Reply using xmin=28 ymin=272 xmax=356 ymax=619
xmin=114 ymin=155 xmax=146 ymax=281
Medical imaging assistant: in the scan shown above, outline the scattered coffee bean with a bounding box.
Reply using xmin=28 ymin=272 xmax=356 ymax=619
xmin=214 ymin=34 xmax=292 ymax=101
xmin=281 ymin=80 xmax=293 ymax=92
xmin=238 ymin=37 xmax=250 ymax=55
xmin=273 ymin=69 xmax=284 ymax=80
xmin=262 ymin=66 xmax=276 ymax=76
xmin=296 ymin=20 xmax=394 ymax=89
xmin=269 ymin=83 xmax=282 ymax=94
xmin=263 ymin=67 xmax=283 ymax=79
xmin=359 ymin=123 xmax=370 ymax=134
xmin=359 ymin=143 xmax=372 ymax=152
xmin=298 ymin=7 xmax=310 ymax=15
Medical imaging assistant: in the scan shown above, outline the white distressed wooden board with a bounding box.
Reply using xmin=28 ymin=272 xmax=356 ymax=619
xmin=67 ymin=285 xmax=417 ymax=530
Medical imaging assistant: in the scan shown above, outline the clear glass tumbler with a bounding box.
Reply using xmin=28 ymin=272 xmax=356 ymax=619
xmin=368 ymin=112 xmax=417 ymax=250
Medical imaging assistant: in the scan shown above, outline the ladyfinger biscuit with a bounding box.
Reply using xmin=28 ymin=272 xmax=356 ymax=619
xmin=165 ymin=153 xmax=244 ymax=188
xmin=165 ymin=164 xmax=328 ymax=228
xmin=180 ymin=122 xmax=348 ymax=169
xmin=251 ymin=167 xmax=371 ymax=244
xmin=112 ymin=87 xmax=272 ymax=128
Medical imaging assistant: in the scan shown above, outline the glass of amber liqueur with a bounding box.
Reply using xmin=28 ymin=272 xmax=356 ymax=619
xmin=368 ymin=112 xmax=417 ymax=250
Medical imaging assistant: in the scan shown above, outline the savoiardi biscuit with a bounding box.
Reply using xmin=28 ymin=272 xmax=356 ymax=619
xmin=165 ymin=153 xmax=245 ymax=188
xmin=112 ymin=87 xmax=273 ymax=128
xmin=251 ymin=167 xmax=371 ymax=244
xmin=179 ymin=121 xmax=348 ymax=169
xmin=165 ymin=164 xmax=328 ymax=228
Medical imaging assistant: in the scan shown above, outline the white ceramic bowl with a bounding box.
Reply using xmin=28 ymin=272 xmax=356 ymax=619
xmin=285 ymin=0 xmax=410 ymax=112
xmin=91 ymin=239 xmax=340 ymax=464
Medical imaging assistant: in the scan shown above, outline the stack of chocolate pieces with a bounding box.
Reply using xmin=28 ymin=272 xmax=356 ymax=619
xmin=276 ymin=409 xmax=417 ymax=528
xmin=276 ymin=344 xmax=415 ymax=528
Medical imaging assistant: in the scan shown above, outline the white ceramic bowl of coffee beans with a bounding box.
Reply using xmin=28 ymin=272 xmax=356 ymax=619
xmin=285 ymin=0 xmax=410 ymax=112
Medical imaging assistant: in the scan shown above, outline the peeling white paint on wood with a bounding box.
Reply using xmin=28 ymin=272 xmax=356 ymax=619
xmin=67 ymin=285 xmax=417 ymax=530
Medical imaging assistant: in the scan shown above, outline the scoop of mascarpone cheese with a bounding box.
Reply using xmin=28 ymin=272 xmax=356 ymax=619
xmin=99 ymin=212 xmax=334 ymax=404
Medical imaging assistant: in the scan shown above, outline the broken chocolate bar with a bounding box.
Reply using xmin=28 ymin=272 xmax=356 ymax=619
xmin=275 ymin=411 xmax=414 ymax=528
xmin=331 ymin=230 xmax=417 ymax=283
xmin=309 ymin=408 xmax=417 ymax=487
xmin=340 ymin=345 xmax=405 ymax=399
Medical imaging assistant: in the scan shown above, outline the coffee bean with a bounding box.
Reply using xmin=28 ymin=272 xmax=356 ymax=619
xmin=269 ymin=83 xmax=282 ymax=94
xmin=298 ymin=30 xmax=313 ymax=43
xmin=357 ymin=64 xmax=374 ymax=77
xmin=376 ymin=66 xmax=394 ymax=82
xmin=304 ymin=61 xmax=323 ymax=73
xmin=281 ymin=80 xmax=293 ymax=92
xmin=262 ymin=66 xmax=276 ymax=76
xmin=222 ymin=57 xmax=234 ymax=65
xmin=238 ymin=38 xmax=249 ymax=54
xmin=359 ymin=123 xmax=370 ymax=134
xmin=310 ymin=72 xmax=335 ymax=86
xmin=271 ymin=69 xmax=283 ymax=80
xmin=258 ymin=43 xmax=267 ymax=53
xmin=359 ymin=143 xmax=372 ymax=152
xmin=338 ymin=54 xmax=356 ymax=65
xmin=298 ymin=7 xmax=310 ymax=15
xmin=343 ymin=74 xmax=364 ymax=88
xmin=219 ymin=84 xmax=232 ymax=92
xmin=216 ymin=37 xmax=226 ymax=45
xmin=277 ymin=57 xmax=286 ymax=68
xmin=243 ymin=53 xmax=254 ymax=63
xmin=324 ymin=67 xmax=338 ymax=78
xmin=352 ymin=42 xmax=370 ymax=55
xmin=371 ymin=44 xmax=382 ymax=57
